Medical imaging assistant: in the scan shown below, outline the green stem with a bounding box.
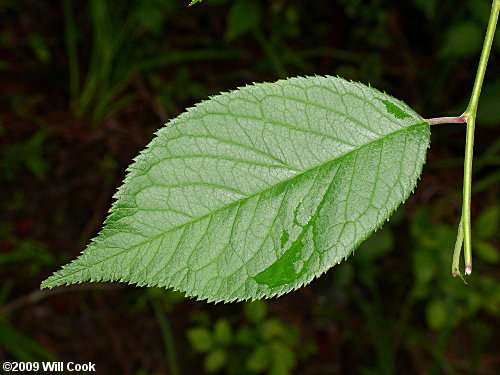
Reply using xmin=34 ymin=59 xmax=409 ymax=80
xmin=252 ymin=28 xmax=288 ymax=78
xmin=451 ymin=219 xmax=468 ymax=284
xmin=63 ymin=0 xmax=79 ymax=101
xmin=149 ymin=295 xmax=180 ymax=375
xmin=452 ymin=219 xmax=463 ymax=275
xmin=456 ymin=0 xmax=499 ymax=276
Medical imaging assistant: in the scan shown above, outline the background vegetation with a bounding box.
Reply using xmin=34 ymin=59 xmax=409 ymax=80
xmin=0 ymin=0 xmax=498 ymax=374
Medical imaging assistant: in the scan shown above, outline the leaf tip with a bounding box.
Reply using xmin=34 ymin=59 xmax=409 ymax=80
xmin=40 ymin=275 xmax=57 ymax=290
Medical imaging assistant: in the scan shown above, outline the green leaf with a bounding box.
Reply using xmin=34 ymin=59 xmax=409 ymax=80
xmin=187 ymin=327 xmax=213 ymax=352
xmin=246 ymin=344 xmax=270 ymax=372
xmin=244 ymin=300 xmax=267 ymax=323
xmin=269 ymin=341 xmax=296 ymax=375
xmin=236 ymin=326 xmax=258 ymax=346
xmin=474 ymin=240 xmax=500 ymax=264
xmin=226 ymin=0 xmax=261 ymax=40
xmin=439 ymin=21 xmax=483 ymax=59
xmin=189 ymin=0 xmax=203 ymax=6
xmin=213 ymin=319 xmax=233 ymax=345
xmin=41 ymin=76 xmax=430 ymax=302
xmin=474 ymin=206 xmax=499 ymax=239
xmin=425 ymin=299 xmax=448 ymax=330
xmin=0 ymin=319 xmax=56 ymax=362
xmin=477 ymin=79 xmax=500 ymax=126
xmin=204 ymin=349 xmax=227 ymax=373
xmin=260 ymin=318 xmax=286 ymax=342
xmin=412 ymin=247 xmax=436 ymax=292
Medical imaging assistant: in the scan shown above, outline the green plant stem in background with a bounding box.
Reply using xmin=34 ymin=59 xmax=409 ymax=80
xmin=452 ymin=0 xmax=499 ymax=278
xmin=149 ymin=295 xmax=180 ymax=375
xmin=63 ymin=0 xmax=79 ymax=100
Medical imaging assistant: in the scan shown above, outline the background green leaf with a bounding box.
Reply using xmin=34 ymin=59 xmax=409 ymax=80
xmin=226 ymin=0 xmax=262 ymax=40
xmin=439 ymin=21 xmax=483 ymax=58
xmin=187 ymin=327 xmax=213 ymax=352
xmin=41 ymin=76 xmax=430 ymax=302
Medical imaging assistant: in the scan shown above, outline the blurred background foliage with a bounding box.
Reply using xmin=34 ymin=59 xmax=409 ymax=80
xmin=0 ymin=0 xmax=498 ymax=374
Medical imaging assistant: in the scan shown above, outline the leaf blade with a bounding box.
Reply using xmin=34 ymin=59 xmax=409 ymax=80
xmin=41 ymin=76 xmax=430 ymax=302
xmin=188 ymin=0 xmax=203 ymax=6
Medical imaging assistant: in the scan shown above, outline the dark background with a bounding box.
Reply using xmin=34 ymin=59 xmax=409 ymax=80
xmin=0 ymin=0 xmax=499 ymax=374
